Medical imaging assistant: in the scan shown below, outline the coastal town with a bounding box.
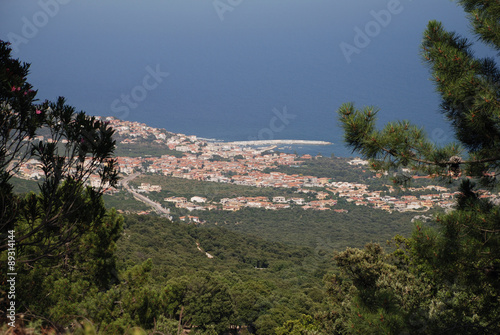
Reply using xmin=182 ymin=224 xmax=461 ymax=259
xmin=14 ymin=117 xmax=500 ymax=218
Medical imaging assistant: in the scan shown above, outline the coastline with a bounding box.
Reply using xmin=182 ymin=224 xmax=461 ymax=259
xmin=221 ymin=140 xmax=333 ymax=146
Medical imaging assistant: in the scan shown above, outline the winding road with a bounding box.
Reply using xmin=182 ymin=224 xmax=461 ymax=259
xmin=121 ymin=173 xmax=171 ymax=216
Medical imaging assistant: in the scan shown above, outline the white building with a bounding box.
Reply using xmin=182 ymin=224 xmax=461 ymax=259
xmin=191 ymin=196 xmax=207 ymax=203
xmin=272 ymin=196 xmax=287 ymax=203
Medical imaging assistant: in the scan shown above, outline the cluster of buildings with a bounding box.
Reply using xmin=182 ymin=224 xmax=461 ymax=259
xmin=106 ymin=117 xmax=173 ymax=143
xmin=137 ymin=183 xmax=162 ymax=192
xmin=13 ymin=117 xmax=500 ymax=216
xmin=326 ymin=182 xmax=459 ymax=212
xmin=163 ymin=194 xmax=340 ymax=212
xmin=15 ymin=157 xmax=113 ymax=190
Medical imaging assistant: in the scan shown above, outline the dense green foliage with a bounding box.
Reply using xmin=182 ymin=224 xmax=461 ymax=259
xmin=9 ymin=176 xmax=38 ymax=194
xmin=102 ymin=191 xmax=150 ymax=212
xmin=321 ymin=185 xmax=500 ymax=334
xmin=198 ymin=206 xmax=416 ymax=251
xmin=115 ymin=215 xmax=331 ymax=334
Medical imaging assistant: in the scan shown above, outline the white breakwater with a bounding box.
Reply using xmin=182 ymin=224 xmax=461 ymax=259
xmin=224 ymin=140 xmax=333 ymax=146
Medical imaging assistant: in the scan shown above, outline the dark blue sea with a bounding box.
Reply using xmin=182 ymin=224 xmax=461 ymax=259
xmin=1 ymin=0 xmax=493 ymax=157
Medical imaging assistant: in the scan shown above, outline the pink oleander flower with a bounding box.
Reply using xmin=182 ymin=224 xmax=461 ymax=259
xmin=11 ymin=86 xmax=16 ymax=92
xmin=17 ymin=87 xmax=20 ymax=91
xmin=35 ymin=109 xmax=42 ymax=115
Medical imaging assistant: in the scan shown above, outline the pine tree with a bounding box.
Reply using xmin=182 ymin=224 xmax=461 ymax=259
xmin=0 ymin=40 xmax=119 ymax=263
xmin=338 ymin=1 xmax=500 ymax=186
xmin=332 ymin=1 xmax=500 ymax=333
xmin=0 ymin=40 xmax=122 ymax=327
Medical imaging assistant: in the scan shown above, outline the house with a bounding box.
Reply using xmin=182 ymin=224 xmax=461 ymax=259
xmin=120 ymin=166 xmax=134 ymax=174
xmin=180 ymin=215 xmax=201 ymax=223
xmin=393 ymin=201 xmax=407 ymax=210
xmin=164 ymin=196 xmax=187 ymax=204
xmin=176 ymin=202 xmax=204 ymax=211
xmin=223 ymin=205 xmax=241 ymax=211
xmin=380 ymin=205 xmax=392 ymax=212
xmin=138 ymin=183 xmax=150 ymax=190
xmin=407 ymin=202 xmax=423 ymax=210
xmin=149 ymin=185 xmax=161 ymax=192
xmin=246 ymin=201 xmax=263 ymax=208
xmin=348 ymin=158 xmax=369 ymax=165
xmin=316 ymin=191 xmax=329 ymax=200
xmin=420 ymin=200 xmax=434 ymax=208
xmin=191 ymin=196 xmax=207 ymax=203
xmin=272 ymin=196 xmax=287 ymax=203
xmin=420 ymin=194 xmax=440 ymax=200
xmin=371 ymin=201 xmax=387 ymax=208
xmin=291 ymin=198 xmax=305 ymax=205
